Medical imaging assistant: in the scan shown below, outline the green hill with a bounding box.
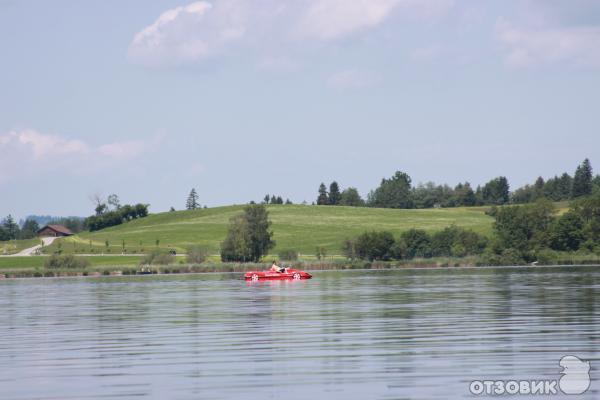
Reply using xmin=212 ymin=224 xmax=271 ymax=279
xmin=46 ymin=204 xmax=494 ymax=256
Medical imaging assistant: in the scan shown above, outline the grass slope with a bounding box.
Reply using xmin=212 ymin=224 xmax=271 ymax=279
xmin=43 ymin=204 xmax=494 ymax=256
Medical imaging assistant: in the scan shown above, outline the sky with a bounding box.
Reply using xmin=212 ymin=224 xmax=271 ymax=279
xmin=1 ymin=0 xmax=600 ymax=219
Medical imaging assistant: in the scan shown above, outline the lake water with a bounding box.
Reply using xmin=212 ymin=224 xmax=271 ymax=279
xmin=0 ymin=266 xmax=599 ymax=399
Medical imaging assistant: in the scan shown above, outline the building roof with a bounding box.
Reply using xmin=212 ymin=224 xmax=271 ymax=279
xmin=37 ymin=224 xmax=74 ymax=235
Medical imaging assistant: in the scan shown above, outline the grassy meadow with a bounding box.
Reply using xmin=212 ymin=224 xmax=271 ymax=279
xmin=40 ymin=204 xmax=494 ymax=256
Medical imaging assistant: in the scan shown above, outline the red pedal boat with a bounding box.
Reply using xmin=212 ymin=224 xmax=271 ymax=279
xmin=244 ymin=268 xmax=312 ymax=281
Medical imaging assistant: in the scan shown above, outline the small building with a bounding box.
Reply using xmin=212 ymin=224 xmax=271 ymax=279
xmin=37 ymin=225 xmax=74 ymax=237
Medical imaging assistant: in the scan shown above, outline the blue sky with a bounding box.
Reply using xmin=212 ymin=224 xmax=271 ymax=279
xmin=1 ymin=0 xmax=600 ymax=219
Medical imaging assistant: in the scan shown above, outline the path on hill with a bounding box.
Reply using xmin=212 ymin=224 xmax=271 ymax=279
xmin=12 ymin=237 xmax=58 ymax=256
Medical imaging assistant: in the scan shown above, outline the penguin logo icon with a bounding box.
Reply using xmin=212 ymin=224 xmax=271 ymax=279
xmin=559 ymin=355 xmax=591 ymax=395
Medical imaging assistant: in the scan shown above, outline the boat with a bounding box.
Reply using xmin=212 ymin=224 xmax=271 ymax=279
xmin=244 ymin=268 xmax=312 ymax=281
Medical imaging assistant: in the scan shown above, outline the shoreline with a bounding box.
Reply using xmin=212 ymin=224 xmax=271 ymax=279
xmin=1 ymin=260 xmax=599 ymax=281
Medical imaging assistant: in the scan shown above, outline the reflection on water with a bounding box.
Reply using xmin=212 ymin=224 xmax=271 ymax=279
xmin=0 ymin=266 xmax=599 ymax=399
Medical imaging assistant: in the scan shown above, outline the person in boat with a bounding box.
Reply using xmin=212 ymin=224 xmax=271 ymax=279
xmin=270 ymin=261 xmax=285 ymax=273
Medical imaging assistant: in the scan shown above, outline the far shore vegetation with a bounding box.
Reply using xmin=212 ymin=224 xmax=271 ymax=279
xmin=1 ymin=158 xmax=600 ymax=278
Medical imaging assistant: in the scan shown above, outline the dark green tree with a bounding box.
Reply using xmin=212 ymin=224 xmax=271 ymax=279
xmin=220 ymin=215 xmax=252 ymax=262
xmin=317 ymin=183 xmax=329 ymax=205
xmin=492 ymin=200 xmax=556 ymax=256
xmin=329 ymin=181 xmax=341 ymax=205
xmin=572 ymin=158 xmax=593 ymax=198
xmin=453 ymin=182 xmax=476 ymax=206
xmin=340 ymin=187 xmax=365 ymax=207
xmin=368 ymin=171 xmax=414 ymax=209
xmin=353 ymin=231 xmax=395 ymax=261
xmin=2 ymin=215 xmax=19 ymax=240
xmin=550 ymin=212 xmax=585 ymax=251
xmin=186 ymin=188 xmax=199 ymax=210
xmin=220 ymin=204 xmax=275 ymax=262
xmin=481 ymin=176 xmax=510 ymax=205
xmin=593 ymin=175 xmax=600 ymax=195
xmin=401 ymin=229 xmax=432 ymax=259
xmin=0 ymin=226 xmax=9 ymax=241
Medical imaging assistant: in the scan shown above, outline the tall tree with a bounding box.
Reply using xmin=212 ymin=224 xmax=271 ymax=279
xmin=186 ymin=188 xmax=199 ymax=210
xmin=481 ymin=176 xmax=510 ymax=205
xmin=367 ymin=171 xmax=414 ymax=209
xmin=2 ymin=215 xmax=19 ymax=240
xmin=329 ymin=181 xmax=341 ymax=205
xmin=572 ymin=158 xmax=593 ymax=198
xmin=317 ymin=183 xmax=329 ymax=205
xmin=220 ymin=204 xmax=275 ymax=262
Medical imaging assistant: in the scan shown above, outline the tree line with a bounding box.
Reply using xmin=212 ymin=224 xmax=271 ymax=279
xmin=315 ymin=158 xmax=598 ymax=209
xmin=84 ymin=194 xmax=149 ymax=232
xmin=343 ymin=194 xmax=600 ymax=265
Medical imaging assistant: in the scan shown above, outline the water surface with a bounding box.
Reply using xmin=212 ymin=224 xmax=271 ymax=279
xmin=1 ymin=266 xmax=599 ymax=399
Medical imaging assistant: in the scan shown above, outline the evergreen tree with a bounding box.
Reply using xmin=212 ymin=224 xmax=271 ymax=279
xmin=263 ymin=194 xmax=270 ymax=204
xmin=270 ymin=195 xmax=277 ymax=204
xmin=317 ymin=183 xmax=329 ymax=205
xmin=329 ymin=181 xmax=341 ymax=205
xmin=285 ymin=198 xmax=293 ymax=205
xmin=572 ymin=158 xmax=593 ymax=198
xmin=276 ymin=196 xmax=283 ymax=204
xmin=533 ymin=177 xmax=545 ymax=199
xmin=186 ymin=188 xmax=199 ymax=210
xmin=2 ymin=215 xmax=19 ymax=240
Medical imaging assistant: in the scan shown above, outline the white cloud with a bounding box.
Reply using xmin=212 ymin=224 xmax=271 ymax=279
xmin=297 ymin=0 xmax=402 ymax=40
xmin=129 ymin=1 xmax=246 ymax=66
xmin=297 ymin=0 xmax=454 ymax=40
xmin=495 ymin=17 xmax=600 ymax=68
xmin=327 ymin=69 xmax=380 ymax=90
xmin=0 ymin=129 xmax=161 ymax=183
xmin=129 ymin=0 xmax=455 ymax=67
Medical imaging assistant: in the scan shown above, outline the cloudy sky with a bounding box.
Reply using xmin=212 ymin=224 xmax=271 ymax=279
xmin=1 ymin=0 xmax=600 ymax=219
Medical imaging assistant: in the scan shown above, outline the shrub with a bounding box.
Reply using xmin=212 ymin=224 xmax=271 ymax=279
xmin=278 ymin=249 xmax=298 ymax=261
xmin=401 ymin=229 xmax=433 ymax=259
xmin=354 ymin=231 xmax=395 ymax=261
xmin=186 ymin=246 xmax=209 ymax=264
xmin=45 ymin=255 xmax=90 ymax=269
xmin=141 ymin=250 xmax=175 ymax=265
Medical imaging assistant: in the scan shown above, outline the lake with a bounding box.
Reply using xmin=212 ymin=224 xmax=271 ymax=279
xmin=1 ymin=266 xmax=599 ymax=399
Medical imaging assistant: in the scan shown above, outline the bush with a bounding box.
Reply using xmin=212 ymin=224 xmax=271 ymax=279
xmin=186 ymin=246 xmax=209 ymax=264
xmin=278 ymin=249 xmax=298 ymax=261
xmin=45 ymin=255 xmax=90 ymax=269
xmin=401 ymin=229 xmax=433 ymax=259
xmin=354 ymin=231 xmax=395 ymax=261
xmin=141 ymin=250 xmax=175 ymax=265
